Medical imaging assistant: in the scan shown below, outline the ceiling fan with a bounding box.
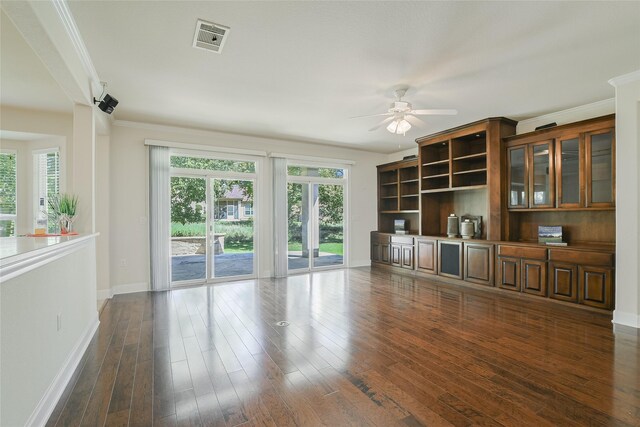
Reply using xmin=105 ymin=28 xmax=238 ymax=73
xmin=353 ymin=87 xmax=458 ymax=135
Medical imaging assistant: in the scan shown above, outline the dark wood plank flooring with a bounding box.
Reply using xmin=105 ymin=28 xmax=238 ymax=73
xmin=47 ymin=267 xmax=640 ymax=426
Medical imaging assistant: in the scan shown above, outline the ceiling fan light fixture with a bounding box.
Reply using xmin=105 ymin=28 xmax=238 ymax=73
xmin=387 ymin=118 xmax=411 ymax=135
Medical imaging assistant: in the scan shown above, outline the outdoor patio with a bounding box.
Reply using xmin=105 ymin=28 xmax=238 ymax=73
xmin=171 ymin=252 xmax=344 ymax=282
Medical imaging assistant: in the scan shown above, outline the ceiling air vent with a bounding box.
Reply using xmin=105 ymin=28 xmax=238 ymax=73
xmin=193 ymin=19 xmax=230 ymax=54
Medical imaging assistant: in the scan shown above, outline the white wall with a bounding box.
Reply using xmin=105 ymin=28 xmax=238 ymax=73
xmin=610 ymin=71 xmax=640 ymax=328
xmin=96 ymin=135 xmax=110 ymax=298
xmin=109 ymin=122 xmax=387 ymax=290
xmin=1 ymin=238 xmax=99 ymax=426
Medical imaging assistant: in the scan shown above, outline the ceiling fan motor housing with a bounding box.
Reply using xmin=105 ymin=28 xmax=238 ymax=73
xmin=390 ymin=101 xmax=411 ymax=113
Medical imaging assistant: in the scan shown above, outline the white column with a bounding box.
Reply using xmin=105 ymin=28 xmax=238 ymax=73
xmin=72 ymin=104 xmax=96 ymax=234
xmin=609 ymin=70 xmax=640 ymax=328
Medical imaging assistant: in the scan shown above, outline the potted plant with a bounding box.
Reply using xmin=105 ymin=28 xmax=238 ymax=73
xmin=48 ymin=193 xmax=78 ymax=234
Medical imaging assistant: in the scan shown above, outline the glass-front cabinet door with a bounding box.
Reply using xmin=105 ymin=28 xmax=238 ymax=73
xmin=529 ymin=140 xmax=554 ymax=208
xmin=507 ymin=146 xmax=527 ymax=208
xmin=586 ymin=129 xmax=615 ymax=207
xmin=555 ymin=135 xmax=583 ymax=208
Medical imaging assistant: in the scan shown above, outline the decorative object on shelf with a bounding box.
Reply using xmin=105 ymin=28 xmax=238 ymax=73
xmin=48 ymin=193 xmax=79 ymax=234
xmin=447 ymin=214 xmax=459 ymax=237
xmin=535 ymin=122 xmax=557 ymax=131
xmin=460 ymin=219 xmax=475 ymax=239
xmin=394 ymin=219 xmax=408 ymax=234
xmin=538 ymin=225 xmax=563 ymax=244
xmin=460 ymin=215 xmax=482 ymax=239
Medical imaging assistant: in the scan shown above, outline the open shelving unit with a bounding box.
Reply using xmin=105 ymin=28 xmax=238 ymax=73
xmin=416 ymin=118 xmax=518 ymax=240
xmin=377 ymin=158 xmax=419 ymax=233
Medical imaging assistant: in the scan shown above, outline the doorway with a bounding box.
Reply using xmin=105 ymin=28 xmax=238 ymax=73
xmin=287 ymin=165 xmax=346 ymax=272
xmin=169 ymin=154 xmax=257 ymax=286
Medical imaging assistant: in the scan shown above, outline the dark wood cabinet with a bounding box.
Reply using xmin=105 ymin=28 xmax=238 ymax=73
xmin=549 ymin=262 xmax=578 ymax=302
xmin=415 ymin=238 xmax=437 ymax=275
xmin=578 ymin=265 xmax=613 ymax=309
xmin=464 ymin=242 xmax=494 ymax=286
xmin=497 ymin=256 xmax=520 ymax=291
xmin=438 ymin=241 xmax=463 ymax=279
xmin=497 ymin=245 xmax=547 ymax=296
xmin=521 ymin=259 xmax=547 ymax=296
xmin=506 ymin=115 xmax=615 ymax=211
xmin=371 ymin=115 xmax=615 ymax=313
xmin=370 ymin=232 xmax=390 ymax=265
xmin=390 ymin=236 xmax=414 ymax=270
xmin=390 ymin=244 xmax=402 ymax=267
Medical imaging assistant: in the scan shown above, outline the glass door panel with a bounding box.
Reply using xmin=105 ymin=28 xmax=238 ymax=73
xmin=314 ymin=184 xmax=344 ymax=268
xmin=588 ymin=130 xmax=614 ymax=206
xmin=288 ymin=182 xmax=310 ymax=271
xmin=557 ymin=137 xmax=582 ymax=207
xmin=508 ymin=146 xmax=527 ymax=208
xmin=530 ymin=141 xmax=554 ymax=208
xmin=210 ymin=178 xmax=254 ymax=278
xmin=170 ymin=176 xmax=207 ymax=283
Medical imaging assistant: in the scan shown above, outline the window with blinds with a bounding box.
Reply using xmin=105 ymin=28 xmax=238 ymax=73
xmin=0 ymin=151 xmax=17 ymax=237
xmin=34 ymin=150 xmax=60 ymax=233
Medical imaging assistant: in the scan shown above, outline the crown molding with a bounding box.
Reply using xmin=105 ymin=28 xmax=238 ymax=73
xmin=516 ymin=99 xmax=615 ymax=134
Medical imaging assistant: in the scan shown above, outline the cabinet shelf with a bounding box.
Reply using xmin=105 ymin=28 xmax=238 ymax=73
xmin=423 ymin=173 xmax=449 ymax=179
xmin=453 ymin=168 xmax=487 ymax=175
xmin=453 ymin=152 xmax=487 ymax=161
xmin=421 ymin=184 xmax=487 ymax=194
xmin=380 ymin=196 xmax=398 ymax=199
xmin=380 ymin=210 xmax=419 ymax=214
xmin=422 ymin=159 xmax=449 ymax=166
xmin=380 ymin=182 xmax=398 ymax=186
xmin=401 ymin=194 xmax=419 ymax=198
xmin=400 ymin=178 xmax=419 ymax=184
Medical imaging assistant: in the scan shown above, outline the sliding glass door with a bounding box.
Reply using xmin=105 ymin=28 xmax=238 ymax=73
xmin=287 ymin=165 xmax=346 ymax=272
xmin=169 ymin=154 xmax=257 ymax=286
xmin=210 ymin=178 xmax=255 ymax=278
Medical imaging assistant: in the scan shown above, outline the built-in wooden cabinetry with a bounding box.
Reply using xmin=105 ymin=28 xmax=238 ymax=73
xmin=377 ymin=159 xmax=419 ymax=233
xmin=418 ymin=118 xmax=517 ymax=240
xmin=372 ymin=115 xmax=616 ymax=312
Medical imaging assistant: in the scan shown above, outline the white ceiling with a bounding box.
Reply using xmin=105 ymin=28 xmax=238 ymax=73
xmin=0 ymin=10 xmax=72 ymax=113
xmin=4 ymin=2 xmax=640 ymax=153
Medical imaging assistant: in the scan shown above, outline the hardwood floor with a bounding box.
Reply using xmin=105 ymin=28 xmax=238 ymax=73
xmin=47 ymin=267 xmax=640 ymax=426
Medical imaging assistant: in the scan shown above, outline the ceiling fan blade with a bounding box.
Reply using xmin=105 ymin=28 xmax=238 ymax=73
xmin=405 ymin=115 xmax=427 ymax=127
xmin=410 ymin=109 xmax=458 ymax=115
xmin=368 ymin=116 xmax=395 ymax=131
xmin=350 ymin=112 xmax=393 ymax=119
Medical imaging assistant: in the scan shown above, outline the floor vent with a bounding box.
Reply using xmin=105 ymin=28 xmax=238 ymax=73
xmin=193 ymin=19 xmax=230 ymax=54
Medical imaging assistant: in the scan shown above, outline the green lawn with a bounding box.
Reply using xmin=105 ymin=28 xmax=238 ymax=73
xmin=287 ymin=242 xmax=343 ymax=255
xmin=224 ymin=242 xmax=254 ymax=253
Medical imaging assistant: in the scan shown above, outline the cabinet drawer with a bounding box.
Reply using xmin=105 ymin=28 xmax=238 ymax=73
xmin=371 ymin=232 xmax=390 ymax=244
xmin=498 ymin=245 xmax=547 ymax=260
xmin=391 ymin=235 xmax=414 ymax=245
xmin=549 ymin=249 xmax=613 ymax=266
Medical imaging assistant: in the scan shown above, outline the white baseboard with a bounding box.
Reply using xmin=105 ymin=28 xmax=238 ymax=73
xmin=26 ymin=316 xmax=99 ymax=427
xmin=350 ymin=259 xmax=371 ymax=268
xmin=612 ymin=310 xmax=640 ymax=328
xmin=96 ymin=288 xmax=111 ymax=300
xmin=96 ymin=282 xmax=149 ymax=301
